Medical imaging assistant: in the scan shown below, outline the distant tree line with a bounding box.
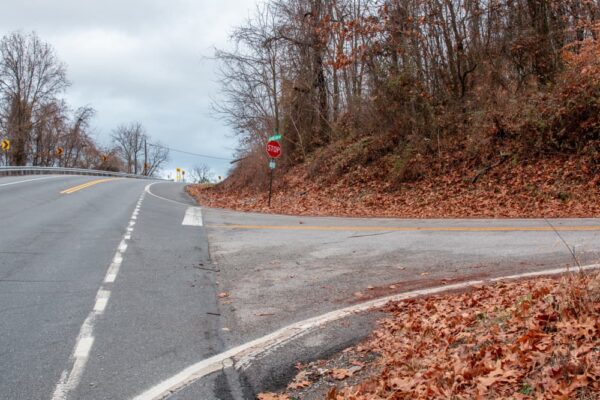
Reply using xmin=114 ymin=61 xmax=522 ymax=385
xmin=0 ymin=31 xmax=169 ymax=175
xmin=215 ymin=0 xmax=600 ymax=187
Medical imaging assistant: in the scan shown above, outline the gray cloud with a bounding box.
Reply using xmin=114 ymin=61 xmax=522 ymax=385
xmin=0 ymin=0 xmax=253 ymax=177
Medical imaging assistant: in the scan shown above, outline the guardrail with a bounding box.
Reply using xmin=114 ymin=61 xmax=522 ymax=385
xmin=0 ymin=166 xmax=165 ymax=180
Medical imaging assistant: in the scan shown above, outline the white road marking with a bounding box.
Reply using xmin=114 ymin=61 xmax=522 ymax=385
xmin=74 ymin=337 xmax=95 ymax=358
xmin=145 ymin=183 xmax=192 ymax=207
xmin=93 ymin=298 xmax=108 ymax=313
xmin=182 ymin=207 xmax=203 ymax=226
xmin=93 ymin=291 xmax=111 ymax=313
xmin=0 ymin=176 xmax=62 ymax=188
xmin=51 ymin=188 xmax=148 ymax=400
xmin=132 ymin=263 xmax=600 ymax=400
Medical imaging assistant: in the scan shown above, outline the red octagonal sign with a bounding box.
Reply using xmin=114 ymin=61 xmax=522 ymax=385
xmin=266 ymin=140 xmax=282 ymax=159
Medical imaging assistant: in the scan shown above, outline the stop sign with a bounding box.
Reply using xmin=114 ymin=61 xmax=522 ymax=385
xmin=266 ymin=140 xmax=282 ymax=159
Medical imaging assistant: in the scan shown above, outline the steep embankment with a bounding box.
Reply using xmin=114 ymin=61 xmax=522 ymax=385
xmin=188 ymin=151 xmax=599 ymax=218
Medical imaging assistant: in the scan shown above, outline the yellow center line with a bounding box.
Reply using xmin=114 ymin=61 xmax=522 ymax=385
xmin=60 ymin=178 xmax=119 ymax=194
xmin=210 ymin=224 xmax=600 ymax=233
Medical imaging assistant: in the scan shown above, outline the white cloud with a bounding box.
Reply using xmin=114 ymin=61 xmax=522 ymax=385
xmin=0 ymin=0 xmax=255 ymax=177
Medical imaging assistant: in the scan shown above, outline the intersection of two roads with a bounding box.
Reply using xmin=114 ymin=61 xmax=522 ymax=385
xmin=1 ymin=175 xmax=599 ymax=399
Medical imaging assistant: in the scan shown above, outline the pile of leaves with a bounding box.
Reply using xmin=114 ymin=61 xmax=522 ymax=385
xmin=187 ymin=154 xmax=599 ymax=218
xmin=260 ymin=272 xmax=600 ymax=399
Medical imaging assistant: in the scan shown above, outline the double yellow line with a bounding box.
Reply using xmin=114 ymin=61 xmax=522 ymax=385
xmin=60 ymin=178 xmax=118 ymax=194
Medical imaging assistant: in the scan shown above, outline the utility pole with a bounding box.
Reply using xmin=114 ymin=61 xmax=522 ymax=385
xmin=144 ymin=137 xmax=148 ymax=176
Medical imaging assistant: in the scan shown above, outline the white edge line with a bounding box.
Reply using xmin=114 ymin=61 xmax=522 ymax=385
xmin=0 ymin=175 xmax=62 ymax=188
xmin=145 ymin=183 xmax=194 ymax=207
xmin=132 ymin=263 xmax=600 ymax=400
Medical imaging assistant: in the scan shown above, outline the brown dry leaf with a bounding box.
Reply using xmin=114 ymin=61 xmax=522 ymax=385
xmin=331 ymin=368 xmax=352 ymax=380
xmin=328 ymin=273 xmax=600 ymax=399
xmin=287 ymin=380 xmax=311 ymax=390
xmin=257 ymin=394 xmax=290 ymax=400
xmin=326 ymin=387 xmax=337 ymax=399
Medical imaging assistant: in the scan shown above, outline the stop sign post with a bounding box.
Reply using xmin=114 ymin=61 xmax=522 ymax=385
xmin=266 ymin=139 xmax=282 ymax=207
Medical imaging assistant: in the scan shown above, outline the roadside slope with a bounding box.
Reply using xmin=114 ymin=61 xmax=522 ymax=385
xmin=189 ymin=154 xmax=599 ymax=219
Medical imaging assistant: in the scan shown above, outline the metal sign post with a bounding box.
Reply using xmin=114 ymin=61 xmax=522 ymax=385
xmin=1 ymin=139 xmax=10 ymax=166
xmin=266 ymin=138 xmax=282 ymax=207
xmin=268 ymin=159 xmax=276 ymax=207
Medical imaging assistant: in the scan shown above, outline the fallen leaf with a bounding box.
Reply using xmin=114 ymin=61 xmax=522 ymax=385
xmin=332 ymin=368 xmax=352 ymax=380
xmin=287 ymin=380 xmax=311 ymax=390
xmin=258 ymin=393 xmax=290 ymax=400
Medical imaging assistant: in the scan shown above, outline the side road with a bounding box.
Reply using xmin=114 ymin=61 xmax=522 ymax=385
xmin=131 ymin=202 xmax=599 ymax=398
xmin=204 ymin=208 xmax=599 ymax=350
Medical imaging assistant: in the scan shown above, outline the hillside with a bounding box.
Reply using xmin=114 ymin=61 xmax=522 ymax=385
xmin=192 ymin=0 xmax=600 ymax=218
xmin=188 ymin=148 xmax=599 ymax=218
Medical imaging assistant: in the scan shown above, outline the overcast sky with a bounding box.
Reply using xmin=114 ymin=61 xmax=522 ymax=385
xmin=0 ymin=0 xmax=256 ymax=178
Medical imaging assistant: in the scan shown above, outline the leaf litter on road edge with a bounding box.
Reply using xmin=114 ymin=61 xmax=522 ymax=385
xmin=260 ymin=271 xmax=600 ymax=400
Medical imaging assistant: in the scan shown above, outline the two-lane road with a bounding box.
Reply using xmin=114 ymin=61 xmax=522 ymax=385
xmin=2 ymin=174 xmax=599 ymax=399
xmin=0 ymin=176 xmax=229 ymax=400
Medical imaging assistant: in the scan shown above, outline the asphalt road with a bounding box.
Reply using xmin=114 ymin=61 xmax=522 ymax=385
xmin=205 ymin=209 xmax=600 ymax=349
xmin=0 ymin=176 xmax=230 ymax=400
xmin=1 ymin=175 xmax=599 ymax=399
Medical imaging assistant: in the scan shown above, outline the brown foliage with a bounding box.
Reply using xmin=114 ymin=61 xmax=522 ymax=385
xmin=333 ymin=273 xmax=600 ymax=399
xmin=188 ymin=150 xmax=599 ymax=218
xmin=262 ymin=273 xmax=600 ymax=399
xmin=216 ymin=0 xmax=600 ymax=194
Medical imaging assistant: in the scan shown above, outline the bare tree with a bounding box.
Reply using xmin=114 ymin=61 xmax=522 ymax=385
xmin=145 ymin=143 xmax=170 ymax=176
xmin=213 ymin=3 xmax=285 ymax=157
xmin=215 ymin=0 xmax=600 ymax=190
xmin=61 ymin=106 xmax=95 ymax=168
xmin=189 ymin=164 xmax=214 ymax=183
xmin=0 ymin=32 xmax=69 ymax=165
xmin=111 ymin=122 xmax=146 ymax=174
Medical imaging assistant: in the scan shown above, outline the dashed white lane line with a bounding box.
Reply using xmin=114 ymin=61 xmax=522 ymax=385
xmin=74 ymin=337 xmax=95 ymax=359
xmin=104 ymin=252 xmax=124 ymax=284
xmin=51 ymin=185 xmax=150 ymax=400
xmin=182 ymin=207 xmax=203 ymax=226
xmin=93 ymin=298 xmax=109 ymax=313
xmin=132 ymin=263 xmax=600 ymax=400
xmin=93 ymin=291 xmax=111 ymax=313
